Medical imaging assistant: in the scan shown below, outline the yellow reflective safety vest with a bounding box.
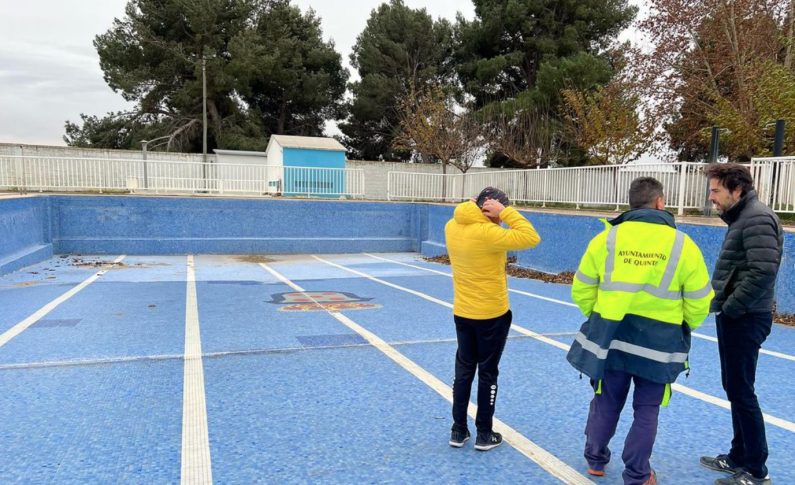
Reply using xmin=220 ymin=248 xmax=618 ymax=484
xmin=445 ymin=202 xmax=541 ymax=319
xmin=566 ymin=208 xmax=713 ymax=384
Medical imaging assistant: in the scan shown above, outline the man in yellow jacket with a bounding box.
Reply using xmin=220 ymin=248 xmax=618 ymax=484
xmin=566 ymin=177 xmax=713 ymax=485
xmin=445 ymin=187 xmax=540 ymax=451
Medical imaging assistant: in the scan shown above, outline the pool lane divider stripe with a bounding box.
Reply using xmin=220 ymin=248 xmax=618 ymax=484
xmin=363 ymin=254 xmax=795 ymax=364
xmin=324 ymin=255 xmax=795 ymax=434
xmin=181 ymin=255 xmax=213 ymax=485
xmin=259 ymin=261 xmax=596 ymax=485
xmin=0 ymin=255 xmax=126 ymax=350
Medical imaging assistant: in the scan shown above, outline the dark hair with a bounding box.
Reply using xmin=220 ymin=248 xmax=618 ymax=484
xmin=629 ymin=177 xmax=665 ymax=209
xmin=704 ymin=163 xmax=754 ymax=195
xmin=476 ymin=186 xmax=510 ymax=208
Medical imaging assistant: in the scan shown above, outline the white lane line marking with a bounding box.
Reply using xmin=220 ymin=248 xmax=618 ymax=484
xmin=315 ymin=256 xmax=454 ymax=309
xmin=330 ymin=255 xmax=795 ymax=434
xmin=690 ymin=333 xmax=795 ymax=363
xmin=261 ymin=261 xmax=595 ymax=485
xmin=181 ymin=255 xmax=213 ymax=485
xmin=364 ymin=253 xmax=579 ymax=308
xmin=364 ymin=254 xmax=795 ymax=363
xmin=0 ymin=255 xmax=126 ymax=350
xmin=671 ymin=385 xmax=795 ymax=432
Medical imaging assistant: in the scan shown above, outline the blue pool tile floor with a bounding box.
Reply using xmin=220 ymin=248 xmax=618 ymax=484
xmin=1 ymin=252 xmax=794 ymax=484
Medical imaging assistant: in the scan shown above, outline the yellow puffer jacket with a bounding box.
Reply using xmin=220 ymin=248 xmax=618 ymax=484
xmin=445 ymin=202 xmax=541 ymax=319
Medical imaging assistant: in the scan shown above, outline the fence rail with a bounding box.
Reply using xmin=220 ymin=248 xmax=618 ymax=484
xmin=2 ymin=155 xmax=792 ymax=213
xmin=751 ymin=157 xmax=795 ymax=213
xmin=389 ymin=163 xmax=709 ymax=214
xmin=0 ymin=156 xmax=365 ymax=199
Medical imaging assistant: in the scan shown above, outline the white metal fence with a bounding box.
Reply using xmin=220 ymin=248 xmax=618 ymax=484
xmin=2 ymin=155 xmax=792 ymax=213
xmin=389 ymin=163 xmax=708 ymax=214
xmin=0 ymin=156 xmax=365 ymax=199
xmin=751 ymin=157 xmax=795 ymax=213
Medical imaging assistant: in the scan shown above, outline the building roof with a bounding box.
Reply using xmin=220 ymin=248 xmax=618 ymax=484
xmin=213 ymin=149 xmax=268 ymax=157
xmin=269 ymin=135 xmax=347 ymax=152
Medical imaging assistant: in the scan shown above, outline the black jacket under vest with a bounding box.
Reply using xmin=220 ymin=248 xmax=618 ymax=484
xmin=710 ymin=190 xmax=783 ymax=317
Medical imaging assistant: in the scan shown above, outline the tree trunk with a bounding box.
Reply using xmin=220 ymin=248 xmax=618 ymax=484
xmin=207 ymin=98 xmax=222 ymax=148
xmin=719 ymin=1 xmax=753 ymax=116
xmin=441 ymin=159 xmax=447 ymax=201
xmin=787 ymin=0 xmax=795 ymax=69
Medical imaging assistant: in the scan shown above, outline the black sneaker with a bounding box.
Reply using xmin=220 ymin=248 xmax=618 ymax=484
xmin=701 ymin=454 xmax=744 ymax=475
xmin=715 ymin=471 xmax=772 ymax=485
xmin=449 ymin=429 xmax=470 ymax=448
xmin=474 ymin=432 xmax=503 ymax=451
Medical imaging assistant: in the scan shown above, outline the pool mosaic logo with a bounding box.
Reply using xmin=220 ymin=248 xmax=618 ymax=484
xmin=267 ymin=291 xmax=382 ymax=312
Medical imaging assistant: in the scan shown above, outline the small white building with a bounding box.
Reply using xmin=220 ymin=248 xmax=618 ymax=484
xmin=212 ymin=136 xmax=349 ymax=196
xmin=264 ymin=136 xmax=348 ymax=197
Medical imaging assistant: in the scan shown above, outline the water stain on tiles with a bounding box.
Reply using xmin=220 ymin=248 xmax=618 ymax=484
xmin=233 ymin=255 xmax=276 ymax=264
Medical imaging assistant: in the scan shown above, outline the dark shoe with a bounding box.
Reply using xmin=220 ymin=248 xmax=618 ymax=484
xmin=474 ymin=432 xmax=503 ymax=451
xmin=701 ymin=454 xmax=744 ymax=475
xmin=449 ymin=429 xmax=470 ymax=448
xmin=643 ymin=469 xmax=657 ymax=485
xmin=715 ymin=471 xmax=772 ymax=485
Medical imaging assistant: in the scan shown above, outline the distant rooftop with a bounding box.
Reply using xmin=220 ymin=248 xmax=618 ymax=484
xmin=269 ymin=135 xmax=346 ymax=152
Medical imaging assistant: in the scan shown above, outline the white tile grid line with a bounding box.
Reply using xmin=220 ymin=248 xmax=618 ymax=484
xmin=0 ymin=254 xmax=126 ymax=350
xmin=0 ymin=333 xmax=584 ymax=372
xmin=326 ymin=254 xmax=795 ymax=435
xmin=259 ymin=261 xmax=596 ymax=485
xmin=181 ymin=255 xmax=213 ymax=485
xmin=363 ymin=253 xmax=795 ymax=363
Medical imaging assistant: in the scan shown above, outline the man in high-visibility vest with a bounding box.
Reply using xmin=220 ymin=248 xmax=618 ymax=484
xmin=567 ymin=177 xmax=713 ymax=485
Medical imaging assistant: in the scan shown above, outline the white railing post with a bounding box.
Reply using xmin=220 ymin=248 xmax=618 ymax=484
xmin=677 ymin=162 xmax=687 ymax=215
xmin=18 ymin=157 xmax=26 ymax=193
xmin=542 ymin=168 xmax=548 ymax=208
xmin=576 ymin=169 xmax=582 ymax=210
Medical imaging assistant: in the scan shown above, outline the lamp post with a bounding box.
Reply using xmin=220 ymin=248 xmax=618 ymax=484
xmin=202 ymin=56 xmax=208 ymax=185
xmin=703 ymin=127 xmax=730 ymax=217
xmin=773 ymin=119 xmax=785 ymax=157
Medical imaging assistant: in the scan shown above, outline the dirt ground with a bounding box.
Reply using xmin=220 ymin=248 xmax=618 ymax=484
xmin=424 ymin=255 xmax=795 ymax=327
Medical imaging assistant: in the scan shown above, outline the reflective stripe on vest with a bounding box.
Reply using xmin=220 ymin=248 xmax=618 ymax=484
xmin=574 ymin=331 xmax=689 ymax=364
xmin=575 ymin=269 xmax=599 ymax=285
xmin=600 ymin=225 xmax=686 ymax=300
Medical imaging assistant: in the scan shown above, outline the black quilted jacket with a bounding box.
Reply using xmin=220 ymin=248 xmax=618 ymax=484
xmin=711 ymin=190 xmax=784 ymax=317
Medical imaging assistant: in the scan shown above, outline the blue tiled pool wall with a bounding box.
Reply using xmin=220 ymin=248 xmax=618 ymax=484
xmin=419 ymin=205 xmax=795 ymax=314
xmin=0 ymin=196 xmax=792 ymax=312
xmin=48 ymin=196 xmax=426 ymax=255
xmin=0 ymin=197 xmax=52 ymax=275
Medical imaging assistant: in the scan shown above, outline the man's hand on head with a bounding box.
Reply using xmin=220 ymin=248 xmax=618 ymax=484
xmin=481 ymin=199 xmax=506 ymax=218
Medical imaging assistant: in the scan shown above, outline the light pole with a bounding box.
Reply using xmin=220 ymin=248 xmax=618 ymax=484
xmin=202 ymin=55 xmax=208 ymax=167
xmin=773 ymin=119 xmax=785 ymax=157
xmin=703 ymin=127 xmax=730 ymax=216
xmin=200 ymin=54 xmax=216 ymax=190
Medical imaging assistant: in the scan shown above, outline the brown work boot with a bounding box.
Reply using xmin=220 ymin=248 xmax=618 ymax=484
xmin=642 ymin=469 xmax=657 ymax=484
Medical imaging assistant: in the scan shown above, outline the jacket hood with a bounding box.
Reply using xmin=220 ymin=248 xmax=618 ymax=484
xmin=608 ymin=207 xmax=676 ymax=229
xmin=454 ymin=201 xmax=492 ymax=225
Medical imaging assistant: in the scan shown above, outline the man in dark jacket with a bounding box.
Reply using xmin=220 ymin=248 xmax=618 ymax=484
xmin=700 ymin=164 xmax=783 ymax=485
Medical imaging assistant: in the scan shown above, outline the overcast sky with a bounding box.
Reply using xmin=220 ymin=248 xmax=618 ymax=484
xmin=0 ymin=0 xmax=645 ymax=147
